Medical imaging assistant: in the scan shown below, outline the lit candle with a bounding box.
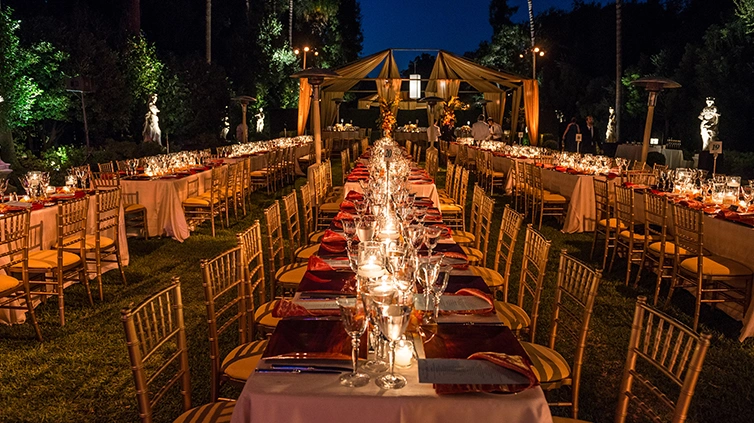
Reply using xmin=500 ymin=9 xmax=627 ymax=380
xmin=394 ymin=339 xmax=414 ymax=367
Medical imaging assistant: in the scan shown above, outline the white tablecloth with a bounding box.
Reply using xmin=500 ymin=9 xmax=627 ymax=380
xmin=615 ymin=145 xmax=684 ymax=169
xmin=226 ymin=144 xmax=310 ymax=176
xmin=0 ymin=195 xmax=130 ymax=324
xmin=120 ymin=168 xmax=220 ymax=242
xmin=344 ymin=181 xmax=440 ymax=209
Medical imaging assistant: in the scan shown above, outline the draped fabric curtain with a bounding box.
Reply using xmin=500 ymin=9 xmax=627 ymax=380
xmin=297 ymin=78 xmax=312 ymax=135
xmin=376 ymin=54 xmax=402 ymax=119
xmin=321 ymin=91 xmax=342 ymax=128
xmin=523 ymin=79 xmax=540 ymax=145
xmin=483 ymin=92 xmax=506 ymax=126
xmin=510 ymin=87 xmax=523 ymax=139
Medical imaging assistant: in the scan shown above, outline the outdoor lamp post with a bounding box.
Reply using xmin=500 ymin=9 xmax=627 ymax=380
xmin=231 ymin=95 xmax=256 ymax=143
xmin=630 ymin=77 xmax=681 ymax=162
xmin=521 ymin=47 xmax=545 ymax=80
xmin=291 ymin=67 xmax=340 ymax=164
xmin=294 ymin=47 xmax=318 ymax=70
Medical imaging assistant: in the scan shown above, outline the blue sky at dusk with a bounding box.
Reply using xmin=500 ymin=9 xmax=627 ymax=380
xmin=361 ymin=0 xmax=619 ymax=57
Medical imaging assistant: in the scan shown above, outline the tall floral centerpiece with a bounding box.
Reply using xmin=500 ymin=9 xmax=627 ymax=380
xmin=441 ymin=96 xmax=469 ymax=127
xmin=377 ymin=97 xmax=400 ymax=137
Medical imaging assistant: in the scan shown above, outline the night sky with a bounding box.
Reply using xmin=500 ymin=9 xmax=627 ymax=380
xmin=361 ymin=0 xmax=620 ymax=57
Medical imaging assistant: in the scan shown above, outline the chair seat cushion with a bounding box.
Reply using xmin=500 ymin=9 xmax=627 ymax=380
xmin=173 ymin=400 xmax=235 ymax=423
xmin=0 ymin=274 xmax=21 ymax=293
xmin=492 ymin=171 xmax=505 ymax=178
xmin=124 ymin=203 xmax=146 ymax=213
xmin=521 ymin=341 xmax=571 ymax=385
xmin=13 ymin=250 xmax=81 ymax=270
xmin=221 ymin=340 xmax=268 ymax=381
xmin=461 ymin=246 xmax=483 ymax=263
xmin=439 ymin=204 xmax=462 ymax=213
xmin=551 ymin=417 xmax=590 ymax=423
xmin=494 ymin=301 xmax=531 ymax=330
xmin=274 ymin=263 xmax=308 ymax=285
xmin=598 ymin=218 xmax=626 ymax=230
xmin=309 ymin=230 xmax=326 ymax=243
xmin=60 ymin=234 xmax=115 ymax=250
xmin=618 ymin=230 xmax=652 ymax=242
xmin=295 ymin=244 xmax=320 ymax=260
xmin=469 ymin=266 xmax=505 ymax=288
xmin=543 ymin=192 xmax=567 ymax=203
xmin=249 ymin=170 xmax=270 ymax=177
xmin=183 ymin=196 xmax=218 ymax=207
xmin=319 ymin=202 xmax=341 ymax=213
xmin=254 ymin=300 xmax=281 ymax=329
xmin=648 ymin=241 xmax=691 ymax=256
xmin=680 ymin=255 xmax=753 ymax=277
xmin=451 ymin=231 xmax=475 ymax=245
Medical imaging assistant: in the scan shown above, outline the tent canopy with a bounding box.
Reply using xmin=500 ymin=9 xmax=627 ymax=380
xmin=300 ymin=49 xmax=540 ymax=144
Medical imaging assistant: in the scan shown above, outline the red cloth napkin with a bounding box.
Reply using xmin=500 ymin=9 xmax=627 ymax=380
xmin=332 ymin=211 xmax=354 ymax=228
xmin=271 ymin=299 xmax=339 ymax=318
xmin=607 ymin=172 xmax=620 ymax=179
xmin=307 ymin=256 xmax=335 ymax=272
xmin=434 ymin=352 xmax=539 ymax=395
xmin=345 ymin=190 xmax=364 ymax=201
xmin=320 ymin=230 xmax=347 ymax=253
xmin=439 ymin=288 xmax=494 ymax=315
xmin=340 ymin=200 xmax=355 ymax=212
xmin=555 ymin=166 xmax=567 ymax=172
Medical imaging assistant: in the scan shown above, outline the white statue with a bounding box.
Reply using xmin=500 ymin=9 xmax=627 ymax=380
xmin=220 ymin=115 xmax=229 ymax=140
xmin=605 ymin=106 xmax=616 ymax=143
xmin=255 ymin=107 xmax=265 ymax=133
xmin=142 ymin=94 xmax=162 ymax=146
xmin=698 ymin=97 xmax=719 ymax=151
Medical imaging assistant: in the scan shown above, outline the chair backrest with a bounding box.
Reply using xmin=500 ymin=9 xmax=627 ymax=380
xmin=57 ymin=196 xmax=89 ymax=256
xmin=200 ymin=246 xmax=253 ymax=393
xmin=121 ymin=278 xmax=191 ymax=423
xmin=299 ymin=183 xmax=314 ymax=237
xmin=98 ymin=161 xmax=114 ymax=173
xmin=631 ymin=160 xmax=647 ymax=171
xmin=494 ymin=205 xmax=525 ymax=301
xmin=653 ymin=163 xmax=669 ymax=174
xmin=236 ymin=220 xmax=267 ymax=305
xmin=445 ymin=162 xmax=456 ymax=194
xmin=91 ymin=171 xmax=120 ymax=190
xmin=643 ymin=191 xmax=668 ymax=249
xmin=548 ymin=251 xmax=602 ymax=386
xmin=352 ymin=142 xmax=359 ymax=164
xmin=475 ymin=194 xmax=495 ymax=263
xmin=0 ymin=210 xmax=30 ymax=278
xmin=225 ymin=163 xmax=238 ymax=199
xmin=340 ymin=150 xmax=349 ymax=182
xmin=593 ymin=178 xmax=611 ymax=222
xmin=95 ymin=187 xmax=121 ymax=246
xmin=626 ymin=170 xmax=656 ymax=186
xmin=516 ymin=224 xmax=552 ymax=342
xmin=361 ymin=138 xmax=368 ymax=154
xmin=614 ymin=185 xmax=636 ymax=230
xmin=615 ymin=296 xmax=712 ymax=423
xmin=671 ymin=203 xmax=704 ymax=259
xmin=456 ymin=168 xmax=470 ymax=205
xmin=264 ymin=201 xmax=285 ymax=275
xmin=281 ymin=190 xmax=303 ymax=258
xmin=406 ymin=141 xmax=413 ymax=156
xmin=467 ymin=185 xmax=485 ymax=239
xmin=116 ymin=160 xmax=128 ymax=172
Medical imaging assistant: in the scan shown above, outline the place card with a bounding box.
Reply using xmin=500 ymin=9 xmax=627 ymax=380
xmin=414 ymin=294 xmax=491 ymax=312
xmin=4 ymin=201 xmax=32 ymax=209
xmin=418 ymin=358 xmax=531 ymax=385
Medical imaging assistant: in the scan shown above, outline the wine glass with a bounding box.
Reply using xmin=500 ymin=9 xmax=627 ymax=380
xmin=356 ymin=216 xmax=376 ymax=243
xmin=0 ymin=178 xmax=8 ymax=201
xmin=336 ymin=297 xmax=370 ymax=387
xmin=385 ymin=244 xmax=407 ymax=275
xmin=416 ymin=253 xmax=442 ymax=322
xmin=374 ymin=304 xmax=413 ymax=389
xmin=361 ymin=291 xmax=394 ymax=373
xmin=354 ymin=199 xmax=368 ymax=218
xmin=404 ymin=224 xmax=425 ymax=251
xmin=423 ymin=225 xmax=443 ymax=256
xmin=342 ymin=218 xmax=356 ymax=248
xmin=431 ymin=263 xmax=453 ymax=322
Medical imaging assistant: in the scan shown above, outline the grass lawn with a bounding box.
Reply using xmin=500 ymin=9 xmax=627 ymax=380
xmin=1 ymin=158 xmax=753 ymax=422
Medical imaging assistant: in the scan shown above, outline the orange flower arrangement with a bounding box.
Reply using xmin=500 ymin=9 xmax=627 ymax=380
xmin=441 ymin=96 xmax=469 ymax=127
xmin=376 ymin=97 xmax=400 ymax=137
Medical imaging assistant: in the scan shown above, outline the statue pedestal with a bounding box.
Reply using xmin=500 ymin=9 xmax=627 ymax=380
xmin=0 ymin=158 xmax=11 ymax=178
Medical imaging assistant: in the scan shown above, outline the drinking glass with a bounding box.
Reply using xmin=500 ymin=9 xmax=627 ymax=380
xmin=424 ymin=225 xmax=443 ymax=256
xmin=356 ymin=216 xmax=376 ymax=243
xmin=374 ymin=304 xmax=413 ymax=389
xmin=0 ymin=178 xmax=9 ymax=201
xmin=357 ymin=241 xmax=385 ymax=279
xmin=342 ymin=218 xmax=356 ymax=248
xmin=361 ymin=292 xmax=393 ymax=373
xmin=432 ymin=263 xmax=453 ymax=321
xmin=416 ymin=253 xmax=443 ymax=321
xmin=354 ymin=200 xmax=368 ymax=218
xmin=336 ymin=297 xmax=370 ymax=387
xmin=404 ymin=224 xmax=425 ymax=251
xmin=385 ymin=244 xmax=407 ymax=275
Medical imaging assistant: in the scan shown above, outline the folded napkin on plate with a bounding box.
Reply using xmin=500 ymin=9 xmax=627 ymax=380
xmin=339 ymin=200 xmax=355 ymax=212
xmin=440 ymin=288 xmax=494 ymax=315
xmin=332 ymin=211 xmax=354 ymax=228
xmin=716 ymin=209 xmax=740 ymax=221
xmin=441 ymin=250 xmax=469 ymax=270
xmin=272 ymin=299 xmax=339 ymax=318
xmin=345 ymin=191 xmax=364 ymax=201
xmin=320 ymin=230 xmax=347 ymax=253
xmin=434 ymin=352 xmax=539 ymax=395
xmin=555 ymin=166 xmax=567 ymax=172
xmin=607 ymin=172 xmax=620 ymax=180
xmin=307 ymin=256 xmax=336 ymax=272
xmin=678 ymin=199 xmax=704 ymax=210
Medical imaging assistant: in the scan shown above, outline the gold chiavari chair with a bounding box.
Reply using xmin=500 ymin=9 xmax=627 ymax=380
xmin=469 ymin=205 xmax=524 ymax=300
xmin=360 ymin=138 xmax=369 ymax=156
xmin=183 ymin=166 xmax=227 ymax=237
xmin=97 ymin=161 xmax=115 ymax=173
xmin=340 ymin=150 xmax=350 ymax=182
xmin=282 ymin=191 xmax=319 ymax=262
xmin=488 ymin=151 xmax=506 ymax=195
xmin=122 ymin=191 xmax=148 ymax=239
xmin=451 ymin=184 xmax=483 ymax=246
xmin=614 ymin=296 xmax=712 ymax=423
xmin=406 ymin=140 xmax=413 ymax=156
xmin=610 ymin=185 xmax=648 ymax=286
xmin=446 ymin=140 xmax=459 ymax=164
xmin=0 ymin=210 xmax=42 ymax=341
xmin=236 ymin=220 xmax=277 ymax=335
xmin=21 ymin=197 xmax=89 ymax=326
xmin=494 ymin=224 xmax=551 ymax=341
xmin=91 ymin=171 xmax=120 ymax=190
xmin=635 ymin=192 xmax=677 ymax=305
xmin=264 ymin=202 xmax=307 ymax=299
xmin=121 ymin=278 xmax=237 ymax=423
xmin=238 ymin=157 xmax=251 ymax=216
xmin=456 ymin=143 xmax=468 ymax=168
xmin=530 ymin=164 xmax=567 ymax=230
xmin=438 ymin=162 xmax=456 ymax=202
xmin=414 ymin=144 xmax=422 ymax=164
xmin=116 ymin=160 xmax=128 ymax=173
xmin=668 ymin=203 xmax=753 ymax=330
xmin=439 ymin=167 xmax=468 ymax=230
xmin=591 ymin=178 xmax=623 ymax=270
xmin=521 ymin=251 xmax=601 ymax=419
xmin=625 ymin=170 xmax=656 ymax=186
xmin=351 ymin=142 xmax=359 ymax=166
xmin=631 ymin=160 xmax=647 ymax=171
xmin=512 ymin=160 xmax=528 ymax=213
xmin=460 ymin=193 xmax=494 ymax=266
xmin=200 ymin=246 xmax=268 ymax=402
xmin=652 ymin=163 xmax=669 ymax=174
xmin=316 ymin=162 xmax=342 ymax=230
xmin=224 ymin=163 xmax=241 ymax=220
xmin=300 ymin=183 xmax=325 ymax=244
xmin=250 ymin=152 xmax=275 ymax=194
xmin=79 ymin=187 xmax=127 ymax=301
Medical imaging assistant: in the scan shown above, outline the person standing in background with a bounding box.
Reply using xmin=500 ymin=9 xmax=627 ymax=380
xmin=471 ymin=114 xmax=489 ymax=146
xmin=562 ymin=117 xmax=580 ymax=152
xmin=581 ymin=115 xmax=601 ymax=154
xmin=427 ymin=119 xmax=440 ymax=148
xmin=487 ymin=117 xmax=504 ymax=141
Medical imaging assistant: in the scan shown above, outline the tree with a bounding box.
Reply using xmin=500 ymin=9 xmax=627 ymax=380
xmin=489 ymin=0 xmax=518 ymax=34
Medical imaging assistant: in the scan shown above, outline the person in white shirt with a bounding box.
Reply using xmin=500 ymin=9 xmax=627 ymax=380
xmin=471 ymin=114 xmax=489 ymax=145
xmin=427 ymin=119 xmax=440 ymax=148
xmin=486 ymin=117 xmax=504 ymax=141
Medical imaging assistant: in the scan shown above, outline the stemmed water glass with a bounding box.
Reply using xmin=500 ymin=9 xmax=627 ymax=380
xmin=0 ymin=178 xmax=8 ymax=201
xmin=415 ymin=253 xmax=443 ymax=323
xmin=404 ymin=224 xmax=425 ymax=252
xmin=374 ymin=303 xmax=413 ymax=390
xmin=342 ymin=218 xmax=356 ymax=249
xmin=354 ymin=199 xmax=368 ymax=219
xmin=336 ymin=297 xmax=370 ymax=387
xmin=356 ymin=216 xmax=376 ymax=243
xmin=431 ymin=264 xmax=453 ymax=322
xmin=423 ymin=225 xmax=443 ymax=256
xmin=361 ymin=289 xmax=395 ymax=373
xmin=384 ymin=244 xmax=407 ymax=275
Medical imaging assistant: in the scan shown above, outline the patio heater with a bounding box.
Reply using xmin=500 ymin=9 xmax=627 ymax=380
xmin=231 ymin=95 xmax=256 ymax=143
xmin=630 ymin=77 xmax=680 ymax=163
xmin=291 ymin=67 xmax=340 ymax=164
xmin=477 ymin=98 xmax=492 ymax=120
xmin=333 ymin=97 xmax=344 ymax=124
xmin=419 ymin=96 xmax=444 ymax=150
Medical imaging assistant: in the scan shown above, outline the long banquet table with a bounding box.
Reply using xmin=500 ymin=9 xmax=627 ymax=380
xmin=225 ymin=144 xmax=311 ymax=176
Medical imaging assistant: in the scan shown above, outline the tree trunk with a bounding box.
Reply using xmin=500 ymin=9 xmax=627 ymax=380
xmin=616 ymin=0 xmax=622 ymax=144
xmin=527 ymin=0 xmax=535 ymax=48
xmin=126 ymin=0 xmax=140 ymax=36
xmin=289 ymin=0 xmax=293 ymax=46
xmin=206 ymin=0 xmax=211 ymax=64
xmin=0 ymin=130 xmax=19 ymax=170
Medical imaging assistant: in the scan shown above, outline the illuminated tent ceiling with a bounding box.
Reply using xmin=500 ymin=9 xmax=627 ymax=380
xmin=302 ymin=49 xmax=540 ymax=143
